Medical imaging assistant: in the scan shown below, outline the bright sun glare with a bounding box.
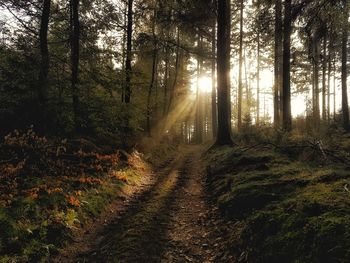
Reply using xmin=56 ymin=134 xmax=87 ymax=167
xmin=199 ymin=77 xmax=212 ymax=93
xmin=189 ymin=69 xmax=336 ymax=121
xmin=191 ymin=76 xmax=212 ymax=94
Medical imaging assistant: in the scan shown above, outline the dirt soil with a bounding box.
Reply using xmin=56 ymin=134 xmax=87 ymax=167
xmin=53 ymin=146 xmax=231 ymax=263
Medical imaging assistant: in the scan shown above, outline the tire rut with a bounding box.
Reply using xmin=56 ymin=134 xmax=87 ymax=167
xmin=61 ymin=147 xmax=228 ymax=263
xmin=72 ymin=151 xmax=191 ymax=263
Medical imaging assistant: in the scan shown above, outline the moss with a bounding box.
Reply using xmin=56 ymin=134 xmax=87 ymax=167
xmin=315 ymin=168 xmax=350 ymax=183
xmin=81 ymin=182 xmax=121 ymax=217
xmin=206 ymin=146 xmax=350 ymax=262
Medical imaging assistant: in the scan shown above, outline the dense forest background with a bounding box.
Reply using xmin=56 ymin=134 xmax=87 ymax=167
xmin=0 ymin=0 xmax=215 ymax=143
xmin=2 ymin=0 xmax=350 ymax=143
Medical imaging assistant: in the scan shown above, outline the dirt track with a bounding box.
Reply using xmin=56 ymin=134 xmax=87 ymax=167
xmin=55 ymin=147 xmax=230 ymax=263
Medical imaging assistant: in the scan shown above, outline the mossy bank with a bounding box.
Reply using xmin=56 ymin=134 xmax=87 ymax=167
xmin=205 ymin=144 xmax=350 ymax=263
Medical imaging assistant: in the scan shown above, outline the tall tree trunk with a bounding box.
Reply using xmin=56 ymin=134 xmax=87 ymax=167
xmin=322 ymin=33 xmax=327 ymax=121
xmin=312 ymin=66 xmax=315 ymax=117
xmin=70 ymin=0 xmax=80 ymax=131
xmin=333 ymin=56 xmax=337 ymax=121
xmin=216 ymin=0 xmax=232 ymax=145
xmin=237 ymin=0 xmax=244 ymax=130
xmin=211 ymin=23 xmax=218 ymax=139
xmin=282 ymin=0 xmax=292 ymax=131
xmin=244 ymin=50 xmax=249 ymax=111
xmin=146 ymin=7 xmax=158 ymax=137
xmin=274 ymin=0 xmax=282 ymax=127
xmin=121 ymin=0 xmax=127 ymax=102
xmin=163 ymin=48 xmax=169 ymax=116
xmin=38 ymin=0 xmax=51 ymax=129
xmin=195 ymin=33 xmax=203 ymax=144
xmin=327 ymin=36 xmax=332 ymax=122
xmin=167 ymin=27 xmax=180 ymax=113
xmin=341 ymin=2 xmax=350 ymax=131
xmin=154 ymin=58 xmax=159 ymax=117
xmin=256 ymin=6 xmax=261 ymax=124
xmin=124 ymin=0 xmax=133 ymax=103
xmin=313 ymin=38 xmax=320 ymax=127
xmin=146 ymin=48 xmax=157 ymax=137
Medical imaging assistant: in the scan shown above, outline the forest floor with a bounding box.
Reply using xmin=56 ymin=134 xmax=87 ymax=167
xmin=205 ymin=138 xmax=350 ymax=262
xmin=54 ymin=146 xmax=231 ymax=263
xmin=3 ymin=131 xmax=350 ymax=262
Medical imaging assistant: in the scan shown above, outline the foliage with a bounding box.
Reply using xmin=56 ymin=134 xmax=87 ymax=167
xmin=0 ymin=129 xmax=148 ymax=261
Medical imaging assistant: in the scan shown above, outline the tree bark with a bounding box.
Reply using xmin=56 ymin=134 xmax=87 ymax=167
xmin=146 ymin=7 xmax=158 ymax=137
xmin=70 ymin=0 xmax=80 ymax=131
xmin=327 ymin=35 xmax=332 ymax=122
xmin=341 ymin=1 xmax=350 ymax=131
xmin=121 ymin=0 xmax=127 ymax=102
xmin=274 ymin=0 xmax=282 ymax=127
xmin=244 ymin=50 xmax=249 ymax=112
xmin=216 ymin=0 xmax=232 ymax=145
xmin=334 ymin=56 xmax=337 ymax=121
xmin=163 ymin=47 xmax=169 ymax=116
xmin=38 ymin=0 xmax=51 ymax=129
xmin=282 ymin=0 xmax=292 ymax=131
xmin=167 ymin=27 xmax=180 ymax=114
xmin=124 ymin=0 xmax=133 ymax=103
xmin=313 ymin=37 xmax=320 ymax=127
xmin=322 ymin=33 xmax=327 ymax=121
xmin=256 ymin=3 xmax=261 ymax=124
xmin=211 ymin=23 xmax=218 ymax=139
xmin=195 ymin=33 xmax=203 ymax=144
xmin=237 ymin=0 xmax=244 ymax=130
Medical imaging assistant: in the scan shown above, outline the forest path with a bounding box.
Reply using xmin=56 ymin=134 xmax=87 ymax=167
xmin=57 ymin=146 xmax=228 ymax=263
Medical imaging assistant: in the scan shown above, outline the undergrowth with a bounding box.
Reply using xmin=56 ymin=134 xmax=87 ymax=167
xmin=0 ymin=128 xmax=150 ymax=262
xmin=206 ymin=131 xmax=350 ymax=262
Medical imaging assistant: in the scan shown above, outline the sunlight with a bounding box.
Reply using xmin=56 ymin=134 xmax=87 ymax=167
xmin=190 ymin=76 xmax=212 ymax=95
xmin=259 ymin=70 xmax=273 ymax=90
xmin=152 ymin=96 xmax=194 ymax=137
xmin=198 ymin=76 xmax=212 ymax=93
xmin=292 ymin=94 xmax=307 ymax=117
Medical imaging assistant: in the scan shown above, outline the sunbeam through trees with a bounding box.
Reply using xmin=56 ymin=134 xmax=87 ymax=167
xmin=1 ymin=0 xmax=350 ymax=262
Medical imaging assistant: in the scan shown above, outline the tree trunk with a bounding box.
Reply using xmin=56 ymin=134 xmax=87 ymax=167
xmin=146 ymin=7 xmax=158 ymax=137
xmin=163 ymin=48 xmax=169 ymax=116
xmin=237 ymin=0 xmax=244 ymax=130
xmin=70 ymin=0 xmax=80 ymax=131
xmin=282 ymin=0 xmax=292 ymax=131
xmin=38 ymin=0 xmax=51 ymax=129
xmin=216 ymin=0 xmax=232 ymax=145
xmin=257 ymin=4 xmax=261 ymax=124
xmin=313 ymin=38 xmax=320 ymax=127
xmin=124 ymin=0 xmax=133 ymax=103
xmin=121 ymin=0 xmax=127 ymax=102
xmin=322 ymin=33 xmax=327 ymax=121
xmin=195 ymin=33 xmax=203 ymax=144
xmin=244 ymin=50 xmax=249 ymax=112
xmin=274 ymin=0 xmax=282 ymax=127
xmin=341 ymin=2 xmax=350 ymax=131
xmin=167 ymin=27 xmax=180 ymax=113
xmin=333 ymin=56 xmax=337 ymax=121
xmin=211 ymin=23 xmax=218 ymax=139
xmin=327 ymin=36 xmax=332 ymax=122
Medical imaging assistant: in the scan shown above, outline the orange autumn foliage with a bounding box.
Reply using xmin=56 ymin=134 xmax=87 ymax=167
xmin=66 ymin=195 xmax=81 ymax=207
xmin=78 ymin=177 xmax=103 ymax=185
xmin=0 ymin=129 xmax=139 ymax=212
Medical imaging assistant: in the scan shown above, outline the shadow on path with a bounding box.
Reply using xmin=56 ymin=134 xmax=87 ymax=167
xmin=74 ymin=151 xmax=193 ymax=263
